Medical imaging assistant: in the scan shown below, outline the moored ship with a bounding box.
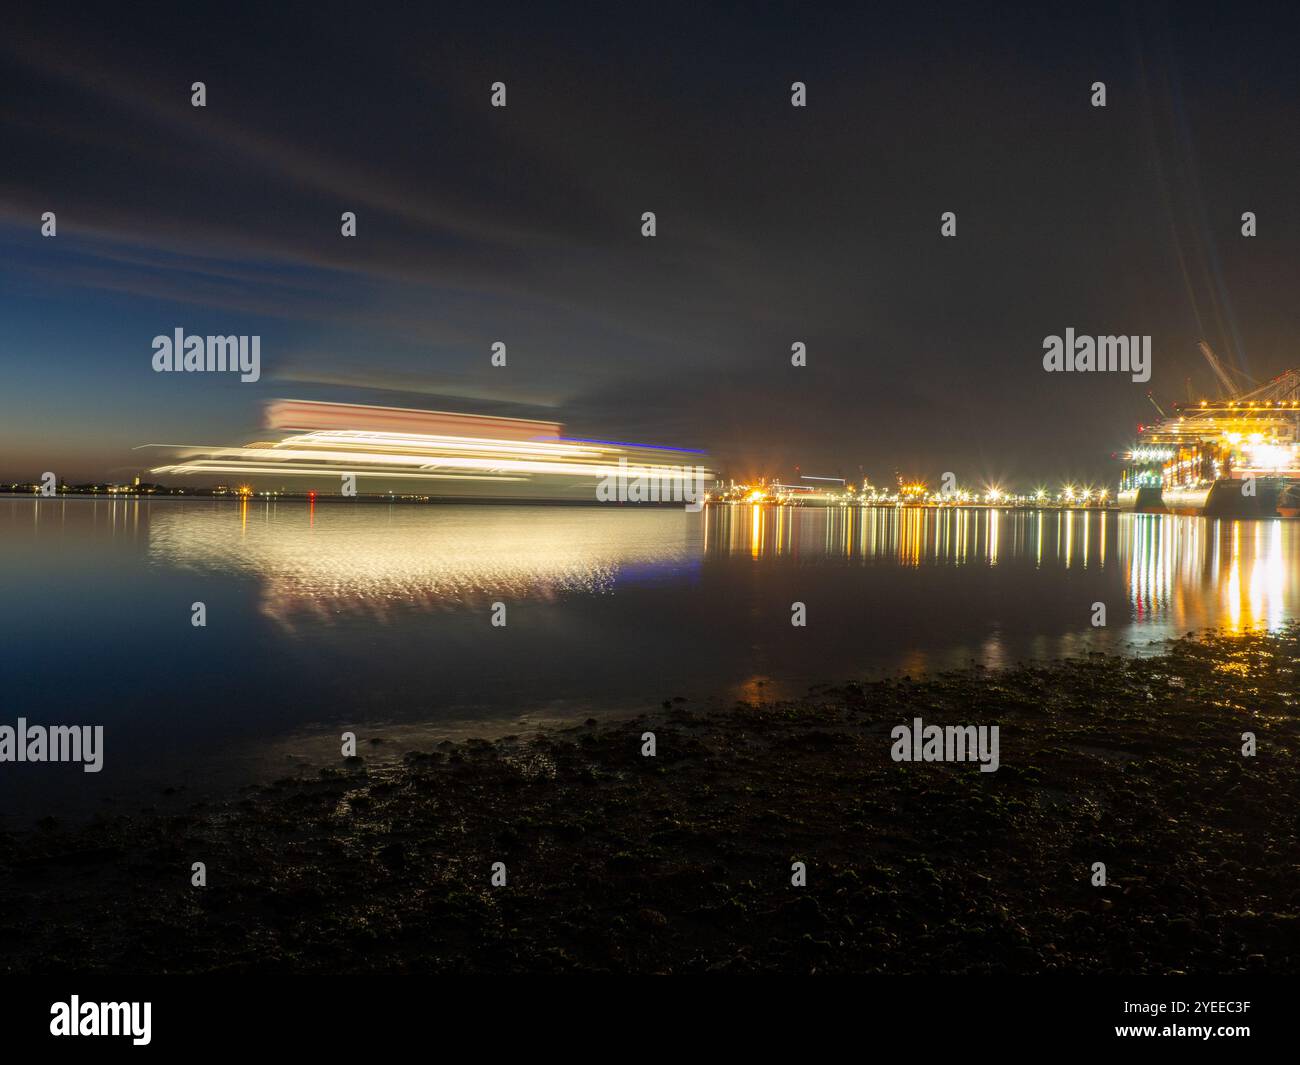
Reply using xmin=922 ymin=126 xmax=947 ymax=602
xmin=1116 ymin=348 xmax=1300 ymax=517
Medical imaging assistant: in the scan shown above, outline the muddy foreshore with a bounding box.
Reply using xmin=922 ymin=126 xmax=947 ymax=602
xmin=3 ymin=628 xmax=1299 ymax=974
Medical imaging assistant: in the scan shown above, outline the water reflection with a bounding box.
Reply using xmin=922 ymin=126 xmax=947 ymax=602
xmin=145 ymin=502 xmax=702 ymax=627
xmin=706 ymin=504 xmax=1114 ymax=571
xmin=706 ymin=505 xmax=1298 ymax=634
xmin=1120 ymin=513 xmax=1293 ymax=633
xmin=5 ymin=498 xmax=1298 ymax=646
xmin=9 ymin=496 xmax=1299 ymax=819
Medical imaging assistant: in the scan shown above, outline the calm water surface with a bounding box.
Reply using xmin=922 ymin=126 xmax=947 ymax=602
xmin=2 ymin=497 xmax=1296 ymax=816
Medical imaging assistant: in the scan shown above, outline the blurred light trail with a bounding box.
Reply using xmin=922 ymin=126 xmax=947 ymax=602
xmin=139 ymin=400 xmax=714 ymax=501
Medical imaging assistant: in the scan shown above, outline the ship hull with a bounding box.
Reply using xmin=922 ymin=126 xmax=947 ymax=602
xmin=1163 ymin=478 xmax=1284 ymax=517
xmin=1117 ymin=486 xmax=1165 ymax=512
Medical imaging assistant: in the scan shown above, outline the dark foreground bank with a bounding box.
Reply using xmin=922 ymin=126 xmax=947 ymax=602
xmin=3 ymin=628 xmax=1299 ymax=974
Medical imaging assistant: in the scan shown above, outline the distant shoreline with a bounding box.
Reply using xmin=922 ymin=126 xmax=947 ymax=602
xmin=0 ymin=489 xmax=696 ymax=508
xmin=0 ymin=490 xmax=1121 ymax=511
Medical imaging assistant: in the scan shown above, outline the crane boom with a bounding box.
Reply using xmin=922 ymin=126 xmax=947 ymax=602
xmin=1198 ymin=341 xmax=1240 ymax=398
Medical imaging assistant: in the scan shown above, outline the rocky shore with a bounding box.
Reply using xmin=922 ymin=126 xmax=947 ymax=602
xmin=3 ymin=628 xmax=1298 ymax=974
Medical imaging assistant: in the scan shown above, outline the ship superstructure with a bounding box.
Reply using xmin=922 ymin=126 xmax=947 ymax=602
xmin=1118 ymin=346 xmax=1300 ymax=516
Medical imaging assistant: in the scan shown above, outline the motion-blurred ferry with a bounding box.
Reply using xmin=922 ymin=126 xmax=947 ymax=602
xmin=142 ymin=399 xmax=714 ymax=504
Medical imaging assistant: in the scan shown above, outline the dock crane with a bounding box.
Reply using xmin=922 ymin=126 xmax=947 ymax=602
xmin=1198 ymin=341 xmax=1239 ymax=398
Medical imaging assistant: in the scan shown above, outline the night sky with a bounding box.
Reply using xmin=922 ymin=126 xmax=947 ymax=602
xmin=2 ymin=1 xmax=1299 ymax=485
